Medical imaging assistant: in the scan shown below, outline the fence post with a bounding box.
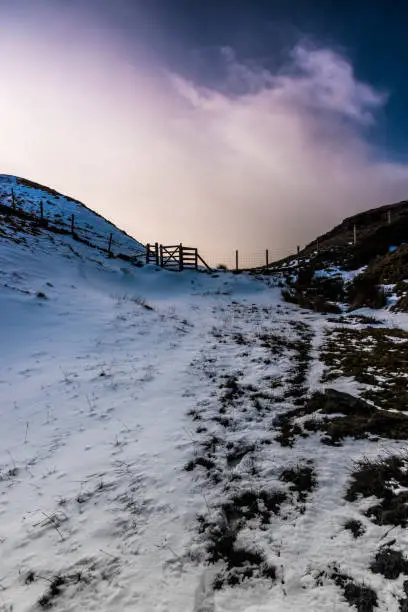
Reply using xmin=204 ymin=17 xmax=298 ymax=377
xmin=388 ymin=210 xmax=391 ymax=225
xmin=108 ymin=233 xmax=113 ymax=256
xmin=40 ymin=200 xmax=44 ymax=220
xmin=179 ymin=243 xmax=184 ymax=272
xmin=235 ymin=250 xmax=239 ymax=271
xmin=160 ymin=244 xmax=163 ymax=268
xmin=265 ymin=249 xmax=269 ymax=268
xmin=297 ymin=245 xmax=300 ymax=267
xmin=195 ymin=248 xmax=198 ymax=270
xmin=71 ymin=214 xmax=75 ymax=235
xmin=316 ymin=237 xmax=319 ymax=253
xmin=11 ymin=188 xmax=15 ymax=210
xmin=146 ymin=243 xmax=151 ymax=264
xmin=353 ymin=224 xmax=357 ymax=245
xmin=155 ymin=242 xmax=159 ymax=266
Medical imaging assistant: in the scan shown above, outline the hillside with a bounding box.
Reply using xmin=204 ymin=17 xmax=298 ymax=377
xmin=271 ymin=198 xmax=408 ymax=271
xmin=305 ymin=199 xmax=408 ymax=266
xmin=0 ymin=174 xmax=145 ymax=258
xmin=1 ymin=178 xmax=408 ymax=611
xmin=268 ymin=198 xmax=408 ymax=314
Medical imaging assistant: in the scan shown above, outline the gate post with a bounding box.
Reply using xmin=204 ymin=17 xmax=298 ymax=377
xmin=179 ymin=243 xmax=184 ymax=272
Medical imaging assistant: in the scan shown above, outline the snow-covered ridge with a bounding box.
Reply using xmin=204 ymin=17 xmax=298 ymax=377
xmin=0 ymin=174 xmax=145 ymax=257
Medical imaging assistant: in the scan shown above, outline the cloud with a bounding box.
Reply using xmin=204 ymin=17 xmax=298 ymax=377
xmin=0 ymin=8 xmax=407 ymax=264
xmin=285 ymin=46 xmax=387 ymax=123
xmin=159 ymin=45 xmax=406 ymax=259
xmin=197 ymin=45 xmax=386 ymax=125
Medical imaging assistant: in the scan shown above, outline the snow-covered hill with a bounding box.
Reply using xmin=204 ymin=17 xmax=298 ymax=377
xmin=1 ymin=179 xmax=408 ymax=612
xmin=0 ymin=175 xmax=145 ymax=257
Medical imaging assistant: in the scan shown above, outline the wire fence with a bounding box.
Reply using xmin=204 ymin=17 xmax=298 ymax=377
xmin=202 ymin=248 xmax=297 ymax=271
xmin=0 ymin=187 xmax=146 ymax=263
xmin=1 ymin=183 xmax=301 ymax=272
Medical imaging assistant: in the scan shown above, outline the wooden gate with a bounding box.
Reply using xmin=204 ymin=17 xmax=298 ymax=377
xmin=145 ymin=242 xmax=211 ymax=271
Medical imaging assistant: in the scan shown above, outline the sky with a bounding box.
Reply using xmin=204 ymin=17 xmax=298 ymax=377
xmin=0 ymin=0 xmax=408 ymax=264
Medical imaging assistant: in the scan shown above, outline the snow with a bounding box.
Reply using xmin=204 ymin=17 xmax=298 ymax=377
xmin=0 ymin=175 xmax=145 ymax=257
xmin=1 ymin=181 xmax=408 ymax=611
xmin=314 ymin=266 xmax=367 ymax=283
xmin=0 ymin=241 xmax=214 ymax=610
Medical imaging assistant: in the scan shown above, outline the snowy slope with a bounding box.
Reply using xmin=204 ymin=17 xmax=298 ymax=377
xmin=0 ymin=217 xmax=272 ymax=612
xmin=1 ymin=190 xmax=408 ymax=611
xmin=0 ymin=175 xmax=145 ymax=257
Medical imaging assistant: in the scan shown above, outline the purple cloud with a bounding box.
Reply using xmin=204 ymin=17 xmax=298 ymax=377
xmin=0 ymin=6 xmax=406 ymax=264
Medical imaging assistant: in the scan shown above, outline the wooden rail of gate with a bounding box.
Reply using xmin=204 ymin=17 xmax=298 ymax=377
xmin=145 ymin=242 xmax=212 ymax=271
